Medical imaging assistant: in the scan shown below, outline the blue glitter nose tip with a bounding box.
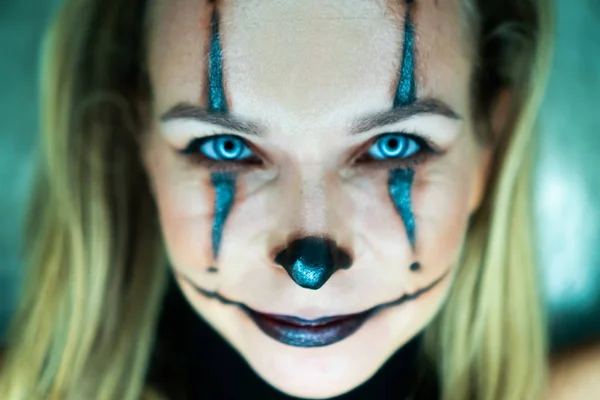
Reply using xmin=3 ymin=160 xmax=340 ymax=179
xmin=274 ymin=237 xmax=352 ymax=290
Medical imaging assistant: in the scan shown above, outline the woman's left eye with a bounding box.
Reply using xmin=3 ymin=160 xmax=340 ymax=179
xmin=367 ymin=134 xmax=422 ymax=160
xmin=182 ymin=134 xmax=255 ymax=161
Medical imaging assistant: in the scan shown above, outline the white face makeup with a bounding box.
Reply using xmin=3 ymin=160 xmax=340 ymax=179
xmin=143 ymin=0 xmax=490 ymax=397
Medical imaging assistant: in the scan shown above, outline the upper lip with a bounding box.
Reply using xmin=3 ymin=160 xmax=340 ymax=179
xmin=244 ymin=310 xmax=369 ymax=327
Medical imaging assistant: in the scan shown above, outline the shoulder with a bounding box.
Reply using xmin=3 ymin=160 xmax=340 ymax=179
xmin=544 ymin=339 xmax=600 ymax=400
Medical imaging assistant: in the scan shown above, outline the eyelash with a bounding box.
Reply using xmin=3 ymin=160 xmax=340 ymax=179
xmin=179 ymin=134 xmax=263 ymax=172
xmin=353 ymin=132 xmax=440 ymax=170
xmin=178 ymin=132 xmax=441 ymax=172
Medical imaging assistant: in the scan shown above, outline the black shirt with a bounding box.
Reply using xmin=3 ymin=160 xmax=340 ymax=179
xmin=147 ymin=275 xmax=440 ymax=400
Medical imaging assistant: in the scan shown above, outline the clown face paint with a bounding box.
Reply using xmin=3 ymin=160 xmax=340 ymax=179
xmin=144 ymin=0 xmax=491 ymax=398
xmin=207 ymin=9 xmax=228 ymax=113
xmin=388 ymin=4 xmax=418 ymax=251
xmin=388 ymin=168 xmax=416 ymax=248
xmin=175 ymin=266 xmax=449 ymax=348
xmin=210 ymin=172 xmax=236 ymax=258
xmin=394 ymin=5 xmax=417 ymax=108
xmin=273 ymin=236 xmax=353 ymax=290
xmin=207 ymin=8 xmax=236 ymax=260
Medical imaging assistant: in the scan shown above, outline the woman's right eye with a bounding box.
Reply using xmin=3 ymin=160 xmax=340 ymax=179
xmin=181 ymin=134 xmax=256 ymax=161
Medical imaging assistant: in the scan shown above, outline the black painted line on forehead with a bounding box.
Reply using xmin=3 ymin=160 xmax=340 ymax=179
xmin=207 ymin=6 xmax=228 ymax=112
xmin=393 ymin=1 xmax=417 ymax=107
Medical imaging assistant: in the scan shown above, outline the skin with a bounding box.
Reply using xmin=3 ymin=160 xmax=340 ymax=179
xmin=545 ymin=341 xmax=600 ymax=400
xmin=142 ymin=0 xmax=490 ymax=397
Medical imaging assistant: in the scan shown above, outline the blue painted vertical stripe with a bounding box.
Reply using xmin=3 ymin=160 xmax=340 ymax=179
xmin=207 ymin=9 xmax=235 ymax=259
xmin=208 ymin=10 xmax=228 ymax=112
xmin=210 ymin=172 xmax=236 ymax=258
xmin=388 ymin=169 xmax=416 ymax=249
xmin=394 ymin=10 xmax=416 ymax=107
xmin=389 ymin=5 xmax=418 ymax=250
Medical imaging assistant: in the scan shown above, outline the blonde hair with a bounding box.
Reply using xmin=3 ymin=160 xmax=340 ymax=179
xmin=0 ymin=0 xmax=553 ymax=399
xmin=423 ymin=1 xmax=554 ymax=399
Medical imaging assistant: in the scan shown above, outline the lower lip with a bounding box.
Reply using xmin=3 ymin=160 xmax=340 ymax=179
xmin=244 ymin=308 xmax=375 ymax=348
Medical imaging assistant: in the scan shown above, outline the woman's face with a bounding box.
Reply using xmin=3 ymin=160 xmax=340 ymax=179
xmin=143 ymin=0 xmax=490 ymax=397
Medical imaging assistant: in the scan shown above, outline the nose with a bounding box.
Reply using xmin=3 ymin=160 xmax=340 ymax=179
xmin=274 ymin=236 xmax=352 ymax=290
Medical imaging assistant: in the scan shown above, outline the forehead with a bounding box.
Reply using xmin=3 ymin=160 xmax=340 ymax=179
xmin=149 ymin=0 xmax=472 ymax=128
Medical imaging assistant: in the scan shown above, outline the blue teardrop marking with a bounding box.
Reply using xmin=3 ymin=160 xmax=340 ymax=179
xmin=388 ymin=169 xmax=416 ymax=249
xmin=210 ymin=172 xmax=236 ymax=259
xmin=208 ymin=10 xmax=228 ymax=112
xmin=394 ymin=10 xmax=416 ymax=108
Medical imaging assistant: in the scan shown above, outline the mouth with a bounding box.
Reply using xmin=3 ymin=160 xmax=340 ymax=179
xmin=176 ymin=269 xmax=450 ymax=348
xmin=243 ymin=308 xmax=375 ymax=348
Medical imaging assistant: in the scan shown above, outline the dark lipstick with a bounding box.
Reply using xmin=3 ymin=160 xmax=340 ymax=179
xmin=244 ymin=309 xmax=374 ymax=348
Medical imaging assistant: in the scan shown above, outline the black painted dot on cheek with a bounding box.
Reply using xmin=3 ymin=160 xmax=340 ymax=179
xmin=409 ymin=262 xmax=421 ymax=272
xmin=207 ymin=266 xmax=218 ymax=274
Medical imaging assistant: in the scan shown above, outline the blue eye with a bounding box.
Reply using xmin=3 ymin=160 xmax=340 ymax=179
xmin=184 ymin=135 xmax=255 ymax=161
xmin=367 ymin=134 xmax=421 ymax=160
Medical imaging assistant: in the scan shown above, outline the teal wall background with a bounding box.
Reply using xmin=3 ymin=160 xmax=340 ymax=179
xmin=535 ymin=0 xmax=600 ymax=348
xmin=0 ymin=0 xmax=60 ymax=340
xmin=0 ymin=0 xmax=599 ymax=349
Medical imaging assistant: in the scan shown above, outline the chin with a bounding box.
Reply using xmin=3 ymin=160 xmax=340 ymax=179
xmin=241 ymin=337 xmax=383 ymax=399
xmin=227 ymin=304 xmax=425 ymax=399
xmin=180 ymin=273 xmax=450 ymax=398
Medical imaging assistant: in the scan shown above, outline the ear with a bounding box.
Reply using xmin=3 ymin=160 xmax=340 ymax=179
xmin=469 ymin=88 xmax=513 ymax=213
xmin=491 ymin=88 xmax=513 ymax=142
xmin=469 ymin=147 xmax=492 ymax=214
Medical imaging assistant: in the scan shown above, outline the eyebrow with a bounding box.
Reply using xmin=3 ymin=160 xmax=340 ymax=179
xmin=350 ymin=98 xmax=461 ymax=134
xmin=161 ymin=103 xmax=264 ymax=136
xmin=161 ymin=98 xmax=460 ymax=137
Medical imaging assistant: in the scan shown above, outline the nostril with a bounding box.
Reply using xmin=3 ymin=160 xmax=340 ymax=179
xmin=274 ymin=236 xmax=352 ymax=290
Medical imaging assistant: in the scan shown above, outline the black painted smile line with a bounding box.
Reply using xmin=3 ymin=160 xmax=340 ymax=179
xmin=178 ymin=269 xmax=450 ymax=316
xmin=175 ymin=269 xmax=450 ymax=347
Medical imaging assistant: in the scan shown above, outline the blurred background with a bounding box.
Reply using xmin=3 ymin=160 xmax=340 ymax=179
xmin=0 ymin=0 xmax=599 ymax=351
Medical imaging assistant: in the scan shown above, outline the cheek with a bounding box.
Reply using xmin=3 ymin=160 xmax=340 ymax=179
xmin=416 ymin=136 xmax=486 ymax=269
xmin=347 ymin=139 xmax=483 ymax=277
xmin=143 ymin=138 xmax=279 ymax=275
xmin=414 ymin=171 xmax=473 ymax=269
xmin=144 ymin=140 xmax=215 ymax=271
